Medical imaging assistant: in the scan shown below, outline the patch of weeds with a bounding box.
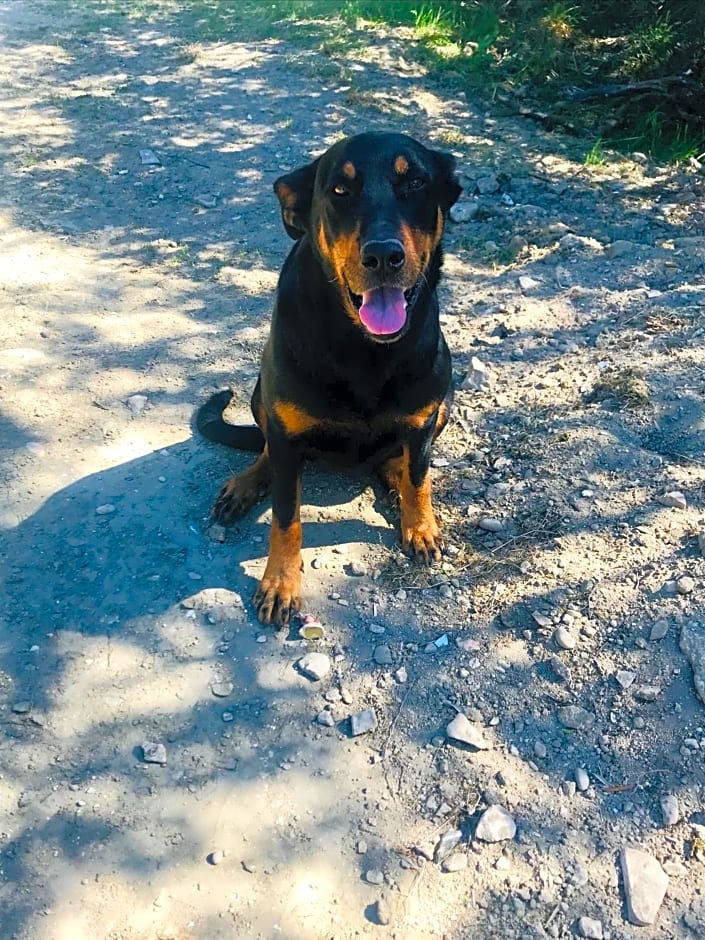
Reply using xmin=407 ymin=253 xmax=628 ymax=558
xmin=584 ymin=137 xmax=607 ymax=167
xmin=585 ymin=368 xmax=651 ymax=409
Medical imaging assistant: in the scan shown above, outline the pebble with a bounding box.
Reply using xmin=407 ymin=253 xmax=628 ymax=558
xmin=348 ymin=560 xmax=367 ymax=576
xmin=374 ymin=897 xmax=391 ymax=926
xmin=633 ymin=716 xmax=645 ymax=730
xmin=620 ymin=846 xmax=669 ymax=926
xmin=365 ymin=869 xmax=384 ymax=885
xmin=557 ymin=705 xmax=594 ymax=730
xmin=475 ymin=806 xmax=516 ymax=844
xmin=394 ymin=666 xmax=408 ymax=684
xmin=207 ymin=850 xmax=225 ymax=866
xmin=12 ymin=701 xmax=31 ymax=714
xmin=373 ymin=644 xmax=393 ymax=666
xmin=676 ymin=575 xmax=695 ymax=595
xmin=340 ymin=687 xmax=353 ymax=705
xmin=577 ymin=916 xmax=603 ymax=939
xmin=95 ymin=504 xmax=116 ymax=515
xmin=357 ymin=839 xmax=367 ymax=854
xmin=550 ymin=656 xmax=571 ymax=682
xmin=649 ymin=620 xmax=669 ymax=641
xmin=562 ymin=781 xmax=577 ymax=799
xmin=518 ymin=275 xmax=540 ymax=290
xmin=615 ymin=670 xmax=636 ymax=689
xmin=141 ymin=741 xmax=167 ymax=765
xmin=316 ymin=710 xmax=335 ymax=727
xmin=434 ymin=828 xmax=463 ymax=863
xmin=476 ymin=173 xmax=500 ymax=194
xmin=126 ymin=393 xmax=148 ymax=415
xmin=369 ymin=623 xmax=386 ymax=635
xmin=575 ymin=768 xmax=590 ymax=791
xmin=680 ymin=621 xmax=705 ymax=705
xmin=297 ymin=652 xmax=331 ymax=681
xmin=195 ymin=193 xmax=217 ymax=208
xmin=210 ymin=680 xmax=234 ymax=698
xmin=533 ymin=741 xmax=547 ymax=759
xmin=478 ymin=516 xmax=503 ymax=532
xmin=660 ymin=794 xmax=680 ymax=826
xmin=657 ymin=490 xmax=686 ymax=509
xmin=351 ymin=708 xmax=378 ymax=736
xmin=532 ymin=611 xmax=552 ymax=628
xmin=441 ymin=852 xmax=468 ymax=873
xmin=554 ymin=626 xmax=577 ymax=650
xmin=446 ymin=713 xmax=489 ymax=750
xmin=207 ymin=523 xmax=226 ymax=543
xmin=634 ymin=685 xmax=660 ymax=702
xmin=450 ymin=201 xmax=479 ymax=223
xmin=461 ymin=356 xmax=490 ymax=390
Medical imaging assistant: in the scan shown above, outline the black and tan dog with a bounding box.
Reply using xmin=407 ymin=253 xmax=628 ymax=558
xmin=197 ymin=132 xmax=461 ymax=626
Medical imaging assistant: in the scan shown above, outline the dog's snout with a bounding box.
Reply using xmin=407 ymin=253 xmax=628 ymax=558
xmin=361 ymin=238 xmax=406 ymax=274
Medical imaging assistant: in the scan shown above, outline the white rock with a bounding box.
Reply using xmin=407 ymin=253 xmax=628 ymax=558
xmin=615 ymin=670 xmax=636 ymax=689
xmin=518 ymin=275 xmax=540 ymax=290
xmin=141 ymin=741 xmax=167 ymax=765
xmin=575 ymin=768 xmax=590 ymax=791
xmin=658 ymin=490 xmax=686 ymax=509
xmin=554 ymin=626 xmax=577 ymax=650
xmin=620 ymin=846 xmax=669 ymax=926
xmin=450 ymin=201 xmax=478 ymax=223
xmin=476 ymin=174 xmax=499 ymax=194
xmin=577 ymin=916 xmax=603 ymax=939
xmin=475 ymin=805 xmax=516 ymax=843
xmin=394 ymin=666 xmax=408 ymax=684
xmin=461 ymin=356 xmax=490 ymax=390
xmin=96 ymin=503 xmax=116 ymax=515
xmin=126 ymin=393 xmax=148 ymax=415
xmin=650 ymin=620 xmax=669 ymax=641
xmin=365 ymin=868 xmax=384 ymax=885
xmin=478 ymin=517 xmax=503 ymax=532
xmin=297 ymin=652 xmax=331 ymax=681
xmin=446 ymin=713 xmax=489 ymax=750
xmin=441 ymin=852 xmax=468 ymax=872
xmin=434 ymin=828 xmax=463 ymax=862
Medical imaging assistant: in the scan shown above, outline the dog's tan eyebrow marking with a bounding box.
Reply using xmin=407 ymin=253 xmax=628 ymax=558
xmin=394 ymin=155 xmax=409 ymax=175
xmin=342 ymin=160 xmax=356 ymax=180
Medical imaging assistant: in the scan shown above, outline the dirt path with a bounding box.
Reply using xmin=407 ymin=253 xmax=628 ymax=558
xmin=1 ymin=3 xmax=704 ymax=939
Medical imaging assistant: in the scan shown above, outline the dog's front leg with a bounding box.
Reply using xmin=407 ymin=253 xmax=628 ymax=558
xmin=253 ymin=429 xmax=303 ymax=626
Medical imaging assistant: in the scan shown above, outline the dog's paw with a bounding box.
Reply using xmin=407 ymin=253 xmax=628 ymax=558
xmin=212 ymin=476 xmax=261 ymax=523
xmin=253 ymin=574 xmax=302 ymax=626
xmin=402 ymin=518 xmax=442 ymax=565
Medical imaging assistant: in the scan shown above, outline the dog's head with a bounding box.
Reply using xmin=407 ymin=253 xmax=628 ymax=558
xmin=274 ymin=132 xmax=461 ymax=343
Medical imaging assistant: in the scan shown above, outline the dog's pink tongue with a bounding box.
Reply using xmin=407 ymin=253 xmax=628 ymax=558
xmin=358 ymin=287 xmax=407 ymax=335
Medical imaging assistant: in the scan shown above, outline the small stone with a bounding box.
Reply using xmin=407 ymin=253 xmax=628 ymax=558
xmin=634 ymin=685 xmax=660 ymax=702
xmin=348 ymin=560 xmax=367 ymax=576
xmin=676 ymin=575 xmax=695 ymax=595
xmin=195 ymin=194 xmax=217 ymax=209
xmin=210 ymin=680 xmax=234 ymax=697
xmin=394 ymin=666 xmax=408 ymax=684
xmin=562 ymin=781 xmax=577 ymax=799
xmin=434 ymin=828 xmax=463 ymax=863
xmin=518 ymin=275 xmax=540 ymax=290
xmin=356 ymin=839 xmax=367 ymax=854
xmin=577 ymin=916 xmax=603 ymax=939
xmin=475 ymin=805 xmax=516 ymax=843
xmin=441 ymin=852 xmax=468 ymax=872
xmin=461 ymin=355 xmax=491 ymax=391
xmin=476 ymin=173 xmax=500 ymax=194
xmin=12 ymin=701 xmax=31 ymax=714
xmin=297 ymin=652 xmax=331 ymax=681
xmin=222 ymin=711 xmax=234 ymax=722
xmin=606 ymin=239 xmax=638 ymax=259
xmin=478 ymin=517 xmax=503 ymax=532
xmin=615 ymin=670 xmax=636 ymax=689
xmin=139 ymin=148 xmax=161 ymax=165
xmin=374 ymin=897 xmax=391 ymax=926
xmin=126 ymin=394 xmax=148 ymax=415
xmin=365 ymin=869 xmax=384 ymax=885
xmin=533 ymin=741 xmax=547 ymax=759
xmin=373 ymin=644 xmax=393 ymax=666
xmin=554 ymin=626 xmax=577 ymax=650
xmin=658 ymin=490 xmax=686 ymax=510
xmin=680 ymin=620 xmax=705 ymax=705
xmin=650 ymin=620 xmax=669 ymax=641
xmin=660 ymin=794 xmax=680 ymax=826
xmin=207 ymin=524 xmax=226 ymax=543
xmin=450 ymin=201 xmax=479 ymax=223
xmin=351 ymin=708 xmax=377 ymax=736
xmin=633 ymin=716 xmax=646 ymax=730
xmin=95 ymin=504 xmax=116 ymax=515
xmin=557 ymin=705 xmax=594 ymax=730
xmin=316 ymin=710 xmax=335 ymax=727
xmin=340 ymin=687 xmax=354 ymax=705
xmin=446 ymin=713 xmax=489 ymax=750
xmin=141 ymin=741 xmax=167 ymax=765
xmin=207 ymin=850 xmax=225 ymax=866
xmin=575 ymin=768 xmax=590 ymax=792
xmin=550 ymin=656 xmax=571 ymax=682
xmin=532 ymin=611 xmax=552 ymax=628
xmin=620 ymin=846 xmax=669 ymax=926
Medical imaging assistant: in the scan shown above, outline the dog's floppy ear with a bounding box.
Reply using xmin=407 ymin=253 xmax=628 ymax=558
xmin=274 ymin=158 xmax=320 ymax=240
xmin=432 ymin=149 xmax=463 ymax=212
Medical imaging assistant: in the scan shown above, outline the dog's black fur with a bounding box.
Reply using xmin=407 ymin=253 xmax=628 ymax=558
xmin=198 ymin=132 xmax=461 ymax=625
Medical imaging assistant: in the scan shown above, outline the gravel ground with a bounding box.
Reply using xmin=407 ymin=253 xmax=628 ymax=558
xmin=1 ymin=3 xmax=704 ymax=939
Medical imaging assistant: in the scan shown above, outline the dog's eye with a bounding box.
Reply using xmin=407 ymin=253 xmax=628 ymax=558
xmin=406 ymin=177 xmax=426 ymax=191
xmin=332 ymin=184 xmax=350 ymax=198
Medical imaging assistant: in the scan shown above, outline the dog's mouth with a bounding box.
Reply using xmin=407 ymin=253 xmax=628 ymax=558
xmin=347 ymin=282 xmax=421 ymax=339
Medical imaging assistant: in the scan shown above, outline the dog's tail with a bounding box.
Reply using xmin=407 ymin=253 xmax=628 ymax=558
xmin=196 ymin=390 xmax=265 ymax=452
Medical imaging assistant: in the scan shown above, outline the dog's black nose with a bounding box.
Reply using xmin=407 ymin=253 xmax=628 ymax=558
xmin=361 ymin=238 xmax=405 ymax=273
